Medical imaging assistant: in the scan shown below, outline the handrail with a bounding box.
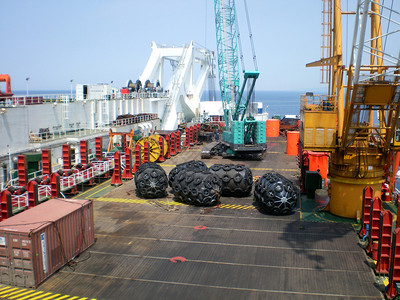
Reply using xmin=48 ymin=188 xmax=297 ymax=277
xmin=38 ymin=184 xmax=51 ymax=202
xmin=29 ymin=126 xmax=108 ymax=143
xmin=0 ymin=91 xmax=170 ymax=108
xmin=60 ymin=167 xmax=95 ymax=191
xmin=11 ymin=192 xmax=29 ymax=211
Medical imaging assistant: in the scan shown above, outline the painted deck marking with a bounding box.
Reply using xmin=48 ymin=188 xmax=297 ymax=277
xmin=18 ymin=291 xmax=45 ymax=299
xmin=0 ymin=286 xmax=95 ymax=300
xmin=29 ymin=292 xmax=53 ymax=300
xmin=94 ymin=197 xmax=255 ymax=210
xmin=41 ymin=294 xmax=62 ymax=300
xmin=73 ymin=179 xmax=111 ymax=198
xmin=2 ymin=289 xmax=27 ymax=297
xmin=84 ymin=183 xmax=114 ymax=199
xmin=53 ymin=295 xmax=71 ymax=300
xmin=8 ymin=290 xmax=35 ymax=299
xmin=251 ymin=167 xmax=297 ymax=171
xmin=0 ymin=286 xmax=17 ymax=295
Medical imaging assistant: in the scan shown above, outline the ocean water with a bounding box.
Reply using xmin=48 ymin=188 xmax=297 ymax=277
xmin=202 ymin=90 xmax=304 ymax=117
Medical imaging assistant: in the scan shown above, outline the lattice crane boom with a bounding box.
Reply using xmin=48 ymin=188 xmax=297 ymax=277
xmin=209 ymin=0 xmax=265 ymax=159
xmin=214 ymin=0 xmax=240 ymax=129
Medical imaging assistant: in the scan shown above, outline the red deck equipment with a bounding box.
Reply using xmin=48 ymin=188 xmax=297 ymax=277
xmin=190 ymin=126 xmax=194 ymax=145
xmin=17 ymin=155 xmax=28 ymax=187
xmin=386 ymin=227 xmax=400 ymax=299
xmin=27 ymin=180 xmax=38 ymax=208
xmin=0 ymin=190 xmax=12 ymax=220
xmin=184 ymin=127 xmax=190 ymax=148
xmin=360 ymin=186 xmax=374 ymax=237
xmin=132 ymin=144 xmax=142 ymax=173
xmin=193 ymin=125 xmax=198 ymax=143
xmin=165 ymin=134 xmax=171 ymax=159
xmin=176 ymin=130 xmax=181 ymax=153
xmin=158 ymin=136 xmax=166 ymax=162
xmin=122 ymin=149 xmax=133 ymax=180
xmin=0 ymin=198 xmax=94 ymax=288
xmin=50 ymin=173 xmax=60 ymax=198
xmin=41 ymin=149 xmax=52 ymax=176
xmin=95 ymin=137 xmax=103 ymax=161
xmin=111 ymin=151 xmax=123 ymax=186
xmin=80 ymin=140 xmax=89 ymax=165
xmin=0 ymin=74 xmax=13 ymax=97
xmin=375 ymin=210 xmax=393 ymax=274
xmin=367 ymin=197 xmax=382 ymax=257
xmin=62 ymin=144 xmax=71 ymax=170
xmin=170 ymin=132 xmax=177 ymax=156
xmin=300 ymin=151 xmax=329 ymax=192
xmin=143 ymin=141 xmax=149 ymax=164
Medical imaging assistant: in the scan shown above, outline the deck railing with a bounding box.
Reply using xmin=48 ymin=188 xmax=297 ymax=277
xmin=0 ymin=91 xmax=169 ymax=108
xmin=29 ymin=126 xmax=108 ymax=143
xmin=11 ymin=190 xmax=29 ymax=211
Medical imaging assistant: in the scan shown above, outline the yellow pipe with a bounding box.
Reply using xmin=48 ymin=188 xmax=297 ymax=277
xmin=333 ymin=0 xmax=344 ymax=139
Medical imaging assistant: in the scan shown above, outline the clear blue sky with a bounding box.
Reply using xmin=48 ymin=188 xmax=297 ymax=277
xmin=1 ymin=0 xmax=327 ymax=92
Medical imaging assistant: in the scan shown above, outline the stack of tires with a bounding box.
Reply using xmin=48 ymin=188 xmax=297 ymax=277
xmin=134 ymin=162 xmax=168 ymax=198
xmin=254 ymin=172 xmax=299 ymax=215
xmin=169 ymin=161 xmax=221 ymax=206
xmin=209 ymin=164 xmax=253 ymax=196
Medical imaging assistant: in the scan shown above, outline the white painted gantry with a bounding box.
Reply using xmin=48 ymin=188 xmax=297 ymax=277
xmin=139 ymin=41 xmax=214 ymax=130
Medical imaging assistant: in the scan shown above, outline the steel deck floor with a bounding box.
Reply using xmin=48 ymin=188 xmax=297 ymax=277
xmin=33 ymin=136 xmax=383 ymax=299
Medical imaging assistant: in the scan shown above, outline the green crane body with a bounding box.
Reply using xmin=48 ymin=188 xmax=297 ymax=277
xmin=214 ymin=0 xmax=266 ymax=158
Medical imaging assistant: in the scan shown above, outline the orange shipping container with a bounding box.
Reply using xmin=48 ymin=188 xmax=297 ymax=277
xmin=0 ymin=198 xmax=94 ymax=288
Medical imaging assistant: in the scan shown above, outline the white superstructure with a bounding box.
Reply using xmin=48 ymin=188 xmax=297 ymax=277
xmin=137 ymin=41 xmax=214 ymax=130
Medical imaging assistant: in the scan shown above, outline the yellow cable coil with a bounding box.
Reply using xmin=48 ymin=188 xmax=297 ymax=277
xmin=136 ymin=136 xmax=161 ymax=162
xmin=149 ymin=134 xmax=168 ymax=156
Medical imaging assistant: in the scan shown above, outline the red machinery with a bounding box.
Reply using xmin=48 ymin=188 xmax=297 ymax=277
xmin=0 ymin=74 xmax=13 ymax=97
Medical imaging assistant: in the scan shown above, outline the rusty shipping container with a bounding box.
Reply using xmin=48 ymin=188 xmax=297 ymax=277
xmin=0 ymin=198 xmax=94 ymax=288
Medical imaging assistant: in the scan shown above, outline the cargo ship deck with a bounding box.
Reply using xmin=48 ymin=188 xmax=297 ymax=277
xmin=1 ymin=135 xmax=383 ymax=299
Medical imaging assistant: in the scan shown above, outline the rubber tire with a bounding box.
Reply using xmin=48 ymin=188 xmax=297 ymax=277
xmin=208 ymin=164 xmax=253 ymax=196
xmin=135 ymin=163 xmax=168 ymax=199
xmin=254 ymin=172 xmax=299 ymax=215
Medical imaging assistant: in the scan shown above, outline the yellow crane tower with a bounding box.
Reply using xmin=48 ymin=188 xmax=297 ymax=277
xmin=300 ymin=0 xmax=400 ymax=218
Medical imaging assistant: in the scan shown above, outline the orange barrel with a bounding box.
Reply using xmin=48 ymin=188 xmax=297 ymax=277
xmin=286 ymin=131 xmax=299 ymax=155
xmin=266 ymin=119 xmax=280 ymax=137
